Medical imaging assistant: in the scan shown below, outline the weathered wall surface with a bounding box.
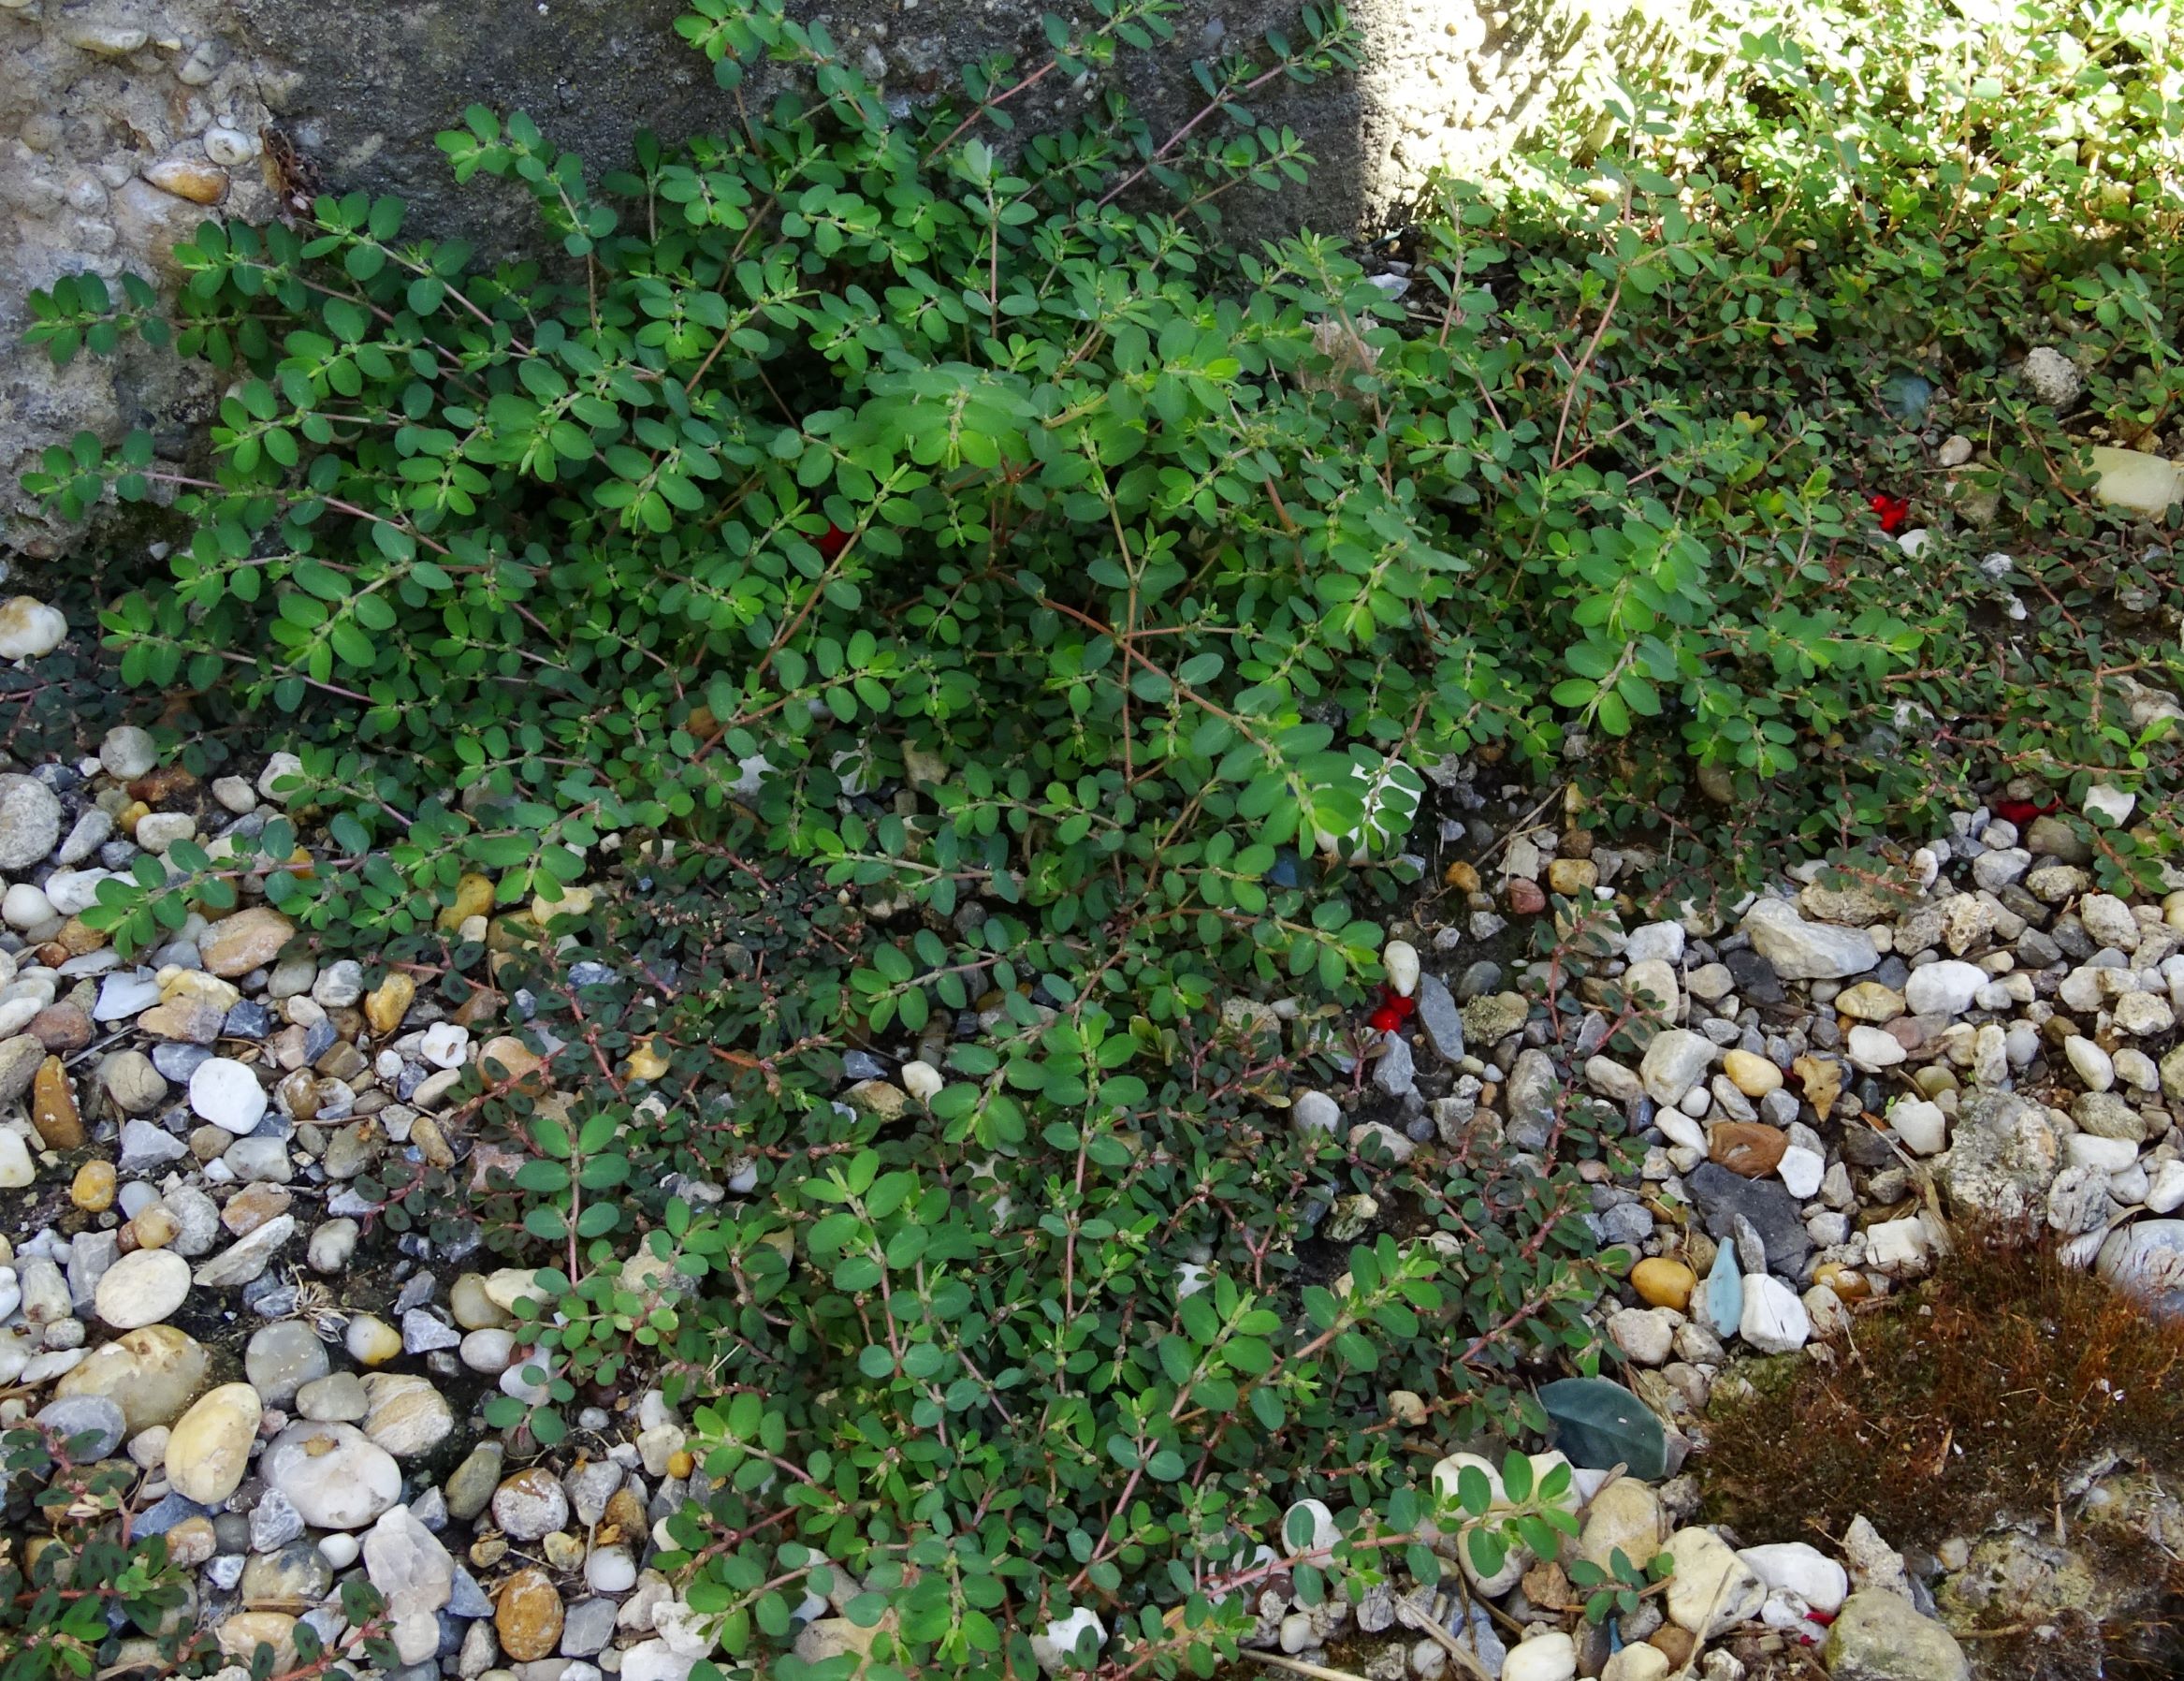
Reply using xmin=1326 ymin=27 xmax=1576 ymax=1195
xmin=1 ymin=0 xmax=1677 ymax=562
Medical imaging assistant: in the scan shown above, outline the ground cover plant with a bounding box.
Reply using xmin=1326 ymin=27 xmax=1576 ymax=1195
xmin=10 ymin=0 xmax=2184 ymax=1676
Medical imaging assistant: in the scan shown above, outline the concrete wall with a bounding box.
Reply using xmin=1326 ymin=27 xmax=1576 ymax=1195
xmin=0 ymin=0 xmax=1679 ymax=562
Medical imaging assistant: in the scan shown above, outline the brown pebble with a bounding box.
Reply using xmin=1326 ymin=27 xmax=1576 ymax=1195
xmin=603 ymin=1485 xmax=647 ymax=1539
xmin=1506 ymin=878 xmax=1547 ymax=914
xmin=1709 ymin=1121 xmax=1788 ymax=1178
xmin=128 ymin=766 xmax=199 ymax=805
xmin=30 ymin=1057 xmax=84 ymax=1150
xmin=28 ymin=1005 xmax=93 ymax=1052
xmin=1444 ymin=859 xmax=1480 ymax=893
xmin=223 ymin=1182 xmax=294 ymax=1235
xmin=59 ymin=917 xmax=109 ymax=957
xmin=494 ymin=1567 xmax=562 ymax=1660
xmin=411 ymin=1114 xmax=455 ymax=1170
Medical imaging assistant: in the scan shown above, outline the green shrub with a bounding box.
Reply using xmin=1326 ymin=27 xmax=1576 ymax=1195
xmin=0 ymin=1424 xmax=202 ymax=1681
xmin=12 ymin=0 xmax=2184 ymax=1674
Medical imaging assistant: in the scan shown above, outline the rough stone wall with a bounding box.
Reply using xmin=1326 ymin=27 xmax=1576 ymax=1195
xmin=1 ymin=0 xmax=1683 ymax=563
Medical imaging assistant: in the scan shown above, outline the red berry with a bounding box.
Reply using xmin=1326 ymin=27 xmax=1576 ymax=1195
xmin=818 ymin=523 xmax=851 ymax=560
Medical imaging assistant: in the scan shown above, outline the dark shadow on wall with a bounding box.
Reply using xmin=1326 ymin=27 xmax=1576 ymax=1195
xmin=227 ymin=0 xmax=1653 ymax=256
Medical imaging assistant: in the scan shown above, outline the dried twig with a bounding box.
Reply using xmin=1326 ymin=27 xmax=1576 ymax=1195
xmin=1237 ymin=1650 xmax=1371 ymax=1681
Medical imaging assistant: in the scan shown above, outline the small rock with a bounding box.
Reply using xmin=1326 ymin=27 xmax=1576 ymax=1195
xmin=1639 ymin=1030 xmax=1714 ymax=1106
xmin=364 ymin=973 xmax=416 ymax=1034
xmin=1741 ymin=899 xmax=1878 ymax=980
xmin=260 ymin=1422 xmax=402 ymax=1528
xmin=1415 ymin=973 xmax=1464 ymax=1062
xmin=245 ymin=1322 xmax=331 ymax=1406
xmin=93 ymin=1249 xmax=192 ymax=1329
xmin=102 ymin=1052 xmax=169 ymax=1114
xmin=493 ymin=1467 xmax=571 ymax=1541
xmin=1886 ymin=1097 xmax=1947 ymax=1156
xmin=1721 ymin=1049 xmax=1781 ymax=1098
xmin=444 ymin=1441 xmax=505 ymax=1521
xmin=1382 ymin=939 xmax=1420 ymax=998
xmin=1901 ymin=960 xmax=1987 ymax=1017
xmin=497 ymin=1568 xmax=565 ymax=1661
xmin=1709 ymin=1122 xmax=1786 ymax=1178
xmin=1031 ymin=1608 xmax=1105 ymax=1675
xmin=0 ymin=1130 xmax=32 ymax=1191
xmin=2096 ymin=1221 xmax=2184 ymax=1315
xmin=1631 ymin=1257 xmax=1696 ymax=1310
xmin=361 ymin=1371 xmax=455 ymax=1456
xmin=1608 ymin=1307 xmax=1676 ymax=1366
xmin=198 ymin=909 xmax=296 ymax=978
xmin=1739 ymin=1274 xmax=1810 ymax=1354
xmin=0 ymin=596 xmax=68 ymax=662
xmin=1292 ymin=1090 xmax=1342 ymax=1134
xmin=1739 ymin=1542 xmax=1848 ymax=1615
xmin=51 ymin=1325 xmax=210 ymax=1431
xmin=189 ymin=1058 xmax=269 ymax=1133
xmin=2020 ymin=345 xmax=2084 ymax=409
xmin=1822 ymin=1588 xmax=1969 ymax=1680
xmin=1664 ymin=1527 xmax=1764 ymax=1636
xmin=35 ymin=1394 xmax=127 ymax=1459
xmin=363 ymin=1505 xmax=456 ymax=1664
xmin=193 ymin=1215 xmax=296 ymax=1287
xmin=0 ymin=777 xmax=63 ymax=871
xmin=1578 ymin=1478 xmax=1664 ymax=1571
xmin=1845 ymin=1026 xmax=1906 ymax=1072
xmin=1503 ymin=1633 xmax=1577 ymax=1681
xmin=165 ymin=1382 xmax=264 ymax=1506
xmin=2089 ymin=448 xmax=2184 ymax=515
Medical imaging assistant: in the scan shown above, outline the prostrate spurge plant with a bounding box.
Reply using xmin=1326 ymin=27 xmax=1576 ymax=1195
xmin=13 ymin=0 xmax=2184 ymax=1675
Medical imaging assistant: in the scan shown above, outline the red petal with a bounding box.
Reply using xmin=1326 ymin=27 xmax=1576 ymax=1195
xmin=1868 ymin=492 xmax=1911 ymax=534
xmin=1368 ymin=1005 xmax=1403 ymax=1034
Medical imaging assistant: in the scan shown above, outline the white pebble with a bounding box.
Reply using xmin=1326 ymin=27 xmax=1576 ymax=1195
xmin=189 ymin=1059 xmax=269 ymax=1133
xmin=1292 ymin=1090 xmax=1342 ymax=1134
xmin=1381 ymin=939 xmax=1420 ymax=998
xmin=0 ymin=1132 xmax=33 ymax=1189
xmin=419 ymin=1022 xmax=470 ymax=1069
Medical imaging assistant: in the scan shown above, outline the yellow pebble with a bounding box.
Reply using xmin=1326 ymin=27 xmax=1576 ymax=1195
xmin=624 ymin=1038 xmax=671 ymax=1082
xmin=71 ymin=1161 xmax=117 ymax=1212
xmin=667 ymin=1449 xmax=695 ymax=1479
xmin=1722 ymin=1049 xmax=1784 ymax=1099
xmin=438 ymin=872 xmax=497 ymax=932
xmin=1630 ymin=1256 xmax=1696 ymax=1312
xmin=364 ymin=972 xmax=416 ymax=1035
xmin=1545 ymin=857 xmax=1598 ymax=895
xmin=531 ymin=884 xmax=596 ymax=926
xmin=118 ymin=799 xmax=151 ymax=838
xmin=158 ymin=967 xmax=242 ymax=1011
